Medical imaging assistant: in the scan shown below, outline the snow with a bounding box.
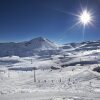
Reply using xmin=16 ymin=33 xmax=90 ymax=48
xmin=0 ymin=39 xmax=100 ymax=100
xmin=0 ymin=37 xmax=59 ymax=57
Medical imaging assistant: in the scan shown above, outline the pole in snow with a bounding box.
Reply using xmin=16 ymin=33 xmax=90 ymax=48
xmin=33 ymin=67 xmax=36 ymax=82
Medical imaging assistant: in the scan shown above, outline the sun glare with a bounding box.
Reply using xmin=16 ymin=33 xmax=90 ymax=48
xmin=79 ymin=10 xmax=92 ymax=25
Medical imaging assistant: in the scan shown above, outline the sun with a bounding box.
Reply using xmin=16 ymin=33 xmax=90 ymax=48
xmin=79 ymin=10 xmax=92 ymax=25
xmin=56 ymin=7 xmax=94 ymax=42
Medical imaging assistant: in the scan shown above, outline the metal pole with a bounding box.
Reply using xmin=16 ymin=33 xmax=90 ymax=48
xmin=34 ymin=69 xmax=36 ymax=82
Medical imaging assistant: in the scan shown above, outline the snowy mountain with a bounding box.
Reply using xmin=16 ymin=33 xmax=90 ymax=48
xmin=0 ymin=37 xmax=59 ymax=57
xmin=0 ymin=39 xmax=100 ymax=100
xmin=61 ymin=40 xmax=100 ymax=51
xmin=0 ymin=37 xmax=100 ymax=57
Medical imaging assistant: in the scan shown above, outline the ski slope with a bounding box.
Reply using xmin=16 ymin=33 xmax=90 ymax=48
xmin=0 ymin=39 xmax=100 ymax=100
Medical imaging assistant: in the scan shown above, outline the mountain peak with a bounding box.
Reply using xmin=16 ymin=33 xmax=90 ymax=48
xmin=27 ymin=37 xmax=58 ymax=50
xmin=31 ymin=37 xmax=46 ymax=41
xmin=0 ymin=37 xmax=59 ymax=57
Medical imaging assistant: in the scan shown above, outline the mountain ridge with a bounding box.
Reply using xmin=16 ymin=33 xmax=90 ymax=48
xmin=0 ymin=37 xmax=100 ymax=57
xmin=0 ymin=37 xmax=59 ymax=57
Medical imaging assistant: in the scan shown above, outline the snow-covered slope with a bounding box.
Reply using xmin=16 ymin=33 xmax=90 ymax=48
xmin=24 ymin=37 xmax=58 ymax=50
xmin=0 ymin=38 xmax=100 ymax=57
xmin=62 ymin=40 xmax=100 ymax=50
xmin=0 ymin=37 xmax=58 ymax=57
xmin=0 ymin=40 xmax=100 ymax=100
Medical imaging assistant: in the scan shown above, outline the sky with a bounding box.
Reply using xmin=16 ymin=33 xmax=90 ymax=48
xmin=0 ymin=0 xmax=100 ymax=44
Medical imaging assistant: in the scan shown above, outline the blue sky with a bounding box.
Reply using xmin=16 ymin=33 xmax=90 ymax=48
xmin=0 ymin=0 xmax=100 ymax=44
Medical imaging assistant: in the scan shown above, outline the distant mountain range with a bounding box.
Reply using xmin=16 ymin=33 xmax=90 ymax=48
xmin=0 ymin=37 xmax=100 ymax=57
